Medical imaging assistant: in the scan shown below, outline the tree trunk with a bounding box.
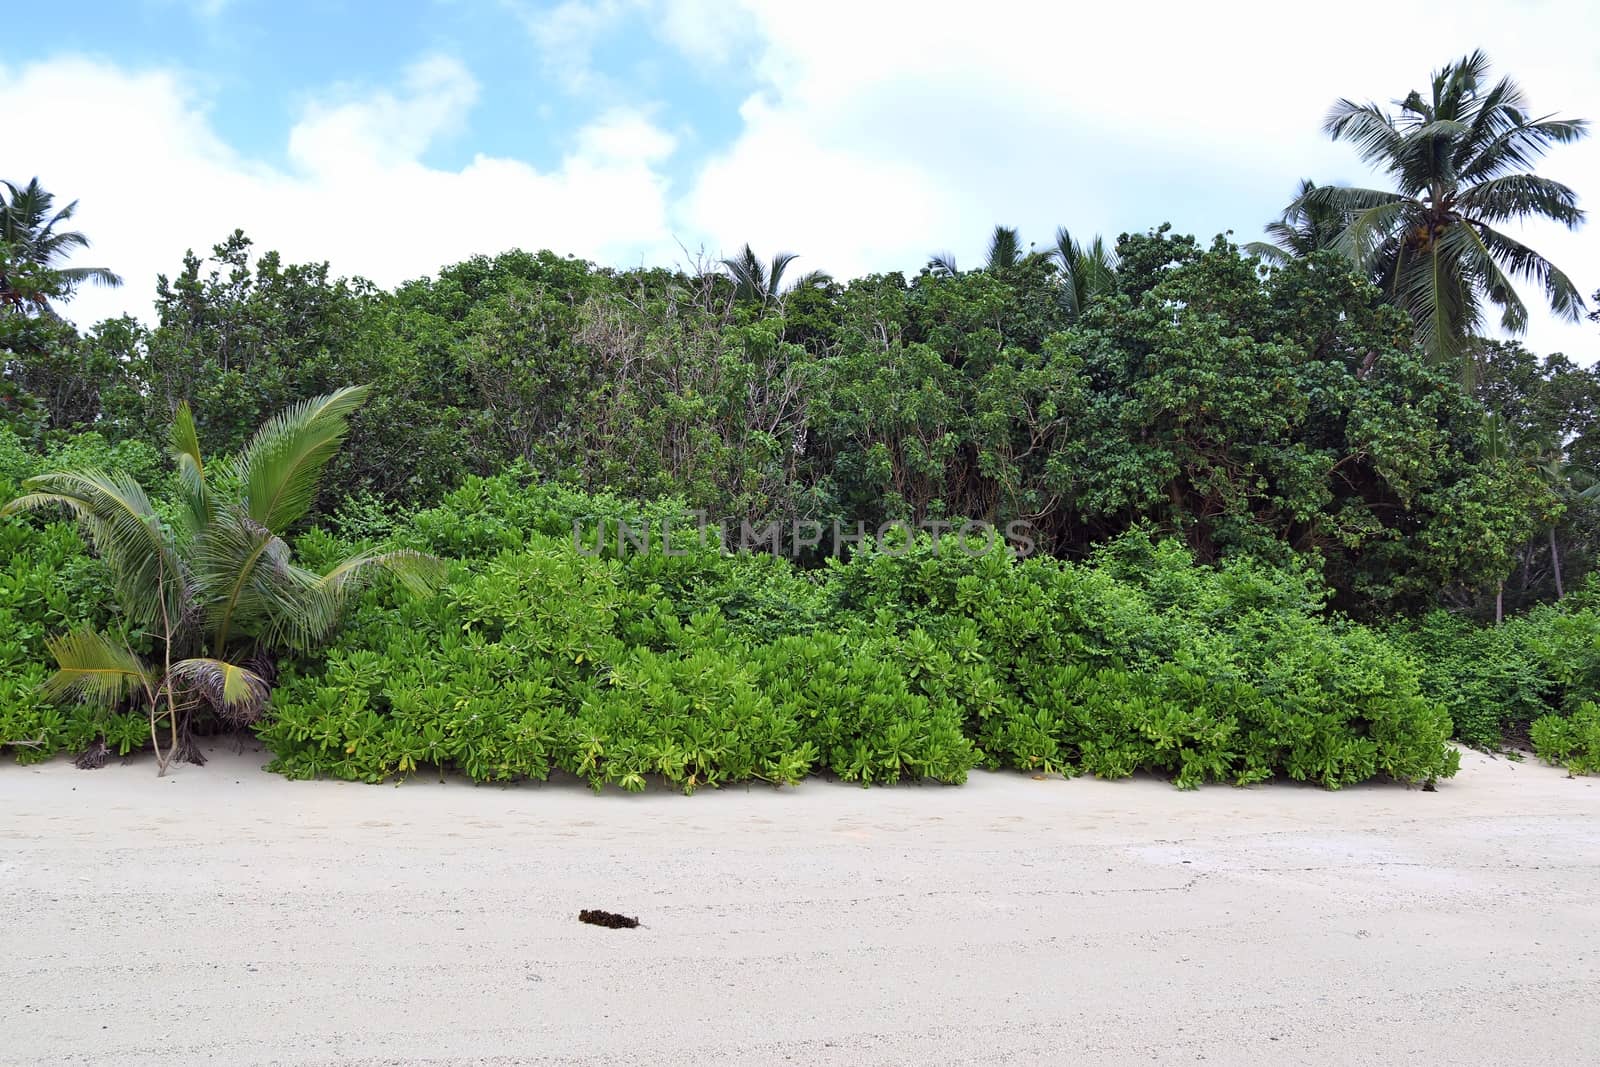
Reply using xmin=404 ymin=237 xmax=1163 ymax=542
xmin=1551 ymin=526 xmax=1565 ymax=599
xmin=1495 ymin=581 xmax=1504 ymax=626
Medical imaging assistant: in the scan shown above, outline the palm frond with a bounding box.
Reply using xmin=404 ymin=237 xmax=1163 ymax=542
xmin=1389 ymin=229 xmax=1480 ymax=365
xmin=169 ymin=657 xmax=270 ymax=725
xmin=40 ymin=630 xmax=154 ymax=708
xmin=721 ymin=244 xmax=764 ymax=302
xmin=767 ymin=252 xmax=799 ymax=296
xmin=985 ymin=226 xmax=1022 ymax=271
xmin=1050 ymin=227 xmax=1117 ymax=317
xmin=1324 ymin=100 xmax=1402 ymax=168
xmin=1316 ymin=189 xmax=1415 ymax=269
xmin=0 ymin=178 xmax=121 ymax=290
xmin=1452 ymin=76 xmax=1525 ymax=170
xmin=1448 ymin=221 xmax=1530 ymax=334
xmin=270 ymin=549 xmax=445 ymax=650
xmin=1460 ymin=116 xmax=1589 ymax=181
xmin=1243 ymin=241 xmax=1293 ymax=267
xmin=1457 ymin=174 xmax=1583 ymax=229
xmin=1470 ymin=221 xmax=1588 ymax=322
xmin=4 ymin=468 xmax=186 ymax=631
xmin=238 ymin=385 xmax=370 ymax=533
xmin=193 ymin=507 xmax=293 ymax=652
xmin=57 ymin=266 xmax=122 ymax=289
xmin=170 ymin=401 xmax=212 ymax=538
xmin=787 ymin=268 xmax=833 ymax=292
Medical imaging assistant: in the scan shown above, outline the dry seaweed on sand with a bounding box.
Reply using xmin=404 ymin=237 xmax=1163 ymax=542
xmin=578 ymin=909 xmax=640 ymax=929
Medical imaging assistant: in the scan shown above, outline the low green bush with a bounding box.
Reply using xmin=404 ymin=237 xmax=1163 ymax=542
xmin=1531 ymin=702 xmax=1600 ymax=774
xmin=824 ymin=532 xmax=1458 ymax=788
xmin=1392 ymin=598 xmax=1600 ymax=748
xmin=5 ymin=452 xmax=1468 ymax=790
xmin=260 ymin=476 xmax=1460 ymax=791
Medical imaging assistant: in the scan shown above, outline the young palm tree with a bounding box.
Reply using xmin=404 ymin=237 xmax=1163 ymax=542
xmin=0 ymin=178 xmax=122 ymax=302
xmin=1247 ymin=179 xmax=1349 ymax=265
xmin=2 ymin=386 xmax=440 ymax=773
xmin=1304 ymin=52 xmax=1588 ymax=367
xmin=1051 ymin=227 xmax=1119 ymax=319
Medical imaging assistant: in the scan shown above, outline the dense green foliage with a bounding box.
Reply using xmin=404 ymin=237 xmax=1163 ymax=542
xmin=251 ymin=472 xmax=1459 ymax=791
xmin=3 ymin=50 xmax=1597 ymax=788
xmin=1531 ymin=702 xmax=1600 ymax=774
xmin=2 ymin=391 xmax=438 ymax=771
xmin=0 ymin=429 xmax=158 ymax=761
xmin=4 ymin=218 xmax=1598 ymax=784
xmin=11 ymin=227 xmax=1581 ymax=619
xmin=1391 ymin=589 xmax=1600 ymax=764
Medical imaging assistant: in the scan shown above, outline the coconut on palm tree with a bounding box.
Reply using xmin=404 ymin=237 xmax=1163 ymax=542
xmin=1299 ymin=52 xmax=1588 ymax=369
xmin=2 ymin=386 xmax=440 ymax=773
xmin=0 ymin=178 xmax=122 ymax=307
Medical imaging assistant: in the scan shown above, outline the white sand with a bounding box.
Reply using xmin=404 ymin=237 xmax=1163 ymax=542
xmin=2 ymin=743 xmax=1597 ymax=1065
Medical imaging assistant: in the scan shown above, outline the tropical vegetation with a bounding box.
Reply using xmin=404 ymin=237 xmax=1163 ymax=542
xmin=3 ymin=51 xmax=1597 ymax=787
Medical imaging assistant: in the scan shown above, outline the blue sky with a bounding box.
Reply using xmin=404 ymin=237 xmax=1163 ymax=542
xmin=5 ymin=0 xmax=1597 ymax=360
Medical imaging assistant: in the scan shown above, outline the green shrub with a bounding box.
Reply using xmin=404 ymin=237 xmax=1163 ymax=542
xmin=1530 ymin=702 xmax=1600 ymax=774
xmin=749 ymin=631 xmax=979 ymax=784
xmin=1393 ymin=604 xmax=1600 ymax=748
xmin=820 ymin=531 xmax=1458 ymax=789
xmin=261 ymin=485 xmax=1460 ymax=792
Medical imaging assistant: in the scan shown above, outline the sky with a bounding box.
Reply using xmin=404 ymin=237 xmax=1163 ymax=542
xmin=3 ymin=0 xmax=1597 ymax=359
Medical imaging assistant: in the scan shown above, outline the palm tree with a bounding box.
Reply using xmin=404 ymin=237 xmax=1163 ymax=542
xmin=786 ymin=268 xmax=835 ymax=294
xmin=1534 ymin=443 xmax=1600 ymax=601
xmin=0 ymin=178 xmax=122 ymax=303
xmin=928 ymin=225 xmax=1118 ymax=318
xmin=1051 ymin=227 xmax=1119 ymax=318
xmin=985 ymin=225 xmax=1023 ymax=271
xmin=721 ymin=244 xmax=800 ymax=306
xmin=1303 ymin=52 xmax=1588 ymax=368
xmin=1247 ymin=179 xmax=1349 ymax=265
xmin=2 ymin=386 xmax=440 ymax=773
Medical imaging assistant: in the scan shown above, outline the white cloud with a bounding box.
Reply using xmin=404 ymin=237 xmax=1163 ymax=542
xmin=0 ymin=54 xmax=680 ymax=328
xmin=669 ymin=0 xmax=1600 ymax=358
xmin=288 ymin=55 xmax=479 ymax=173
xmin=508 ymin=0 xmax=637 ymax=94
xmin=653 ymin=0 xmax=755 ymax=67
xmin=6 ymin=2 xmax=1598 ymax=362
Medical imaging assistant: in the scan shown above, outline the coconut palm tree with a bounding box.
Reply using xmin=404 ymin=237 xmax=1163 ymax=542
xmin=1303 ymin=52 xmax=1588 ymax=368
xmin=721 ymin=244 xmax=800 ymax=306
xmin=985 ymin=225 xmax=1023 ymax=271
xmin=1051 ymin=227 xmax=1119 ymax=319
xmin=925 ymin=227 xmax=1025 ymax=276
xmin=928 ymin=225 xmax=1118 ymax=318
xmin=1247 ymin=179 xmax=1349 ymax=266
xmin=2 ymin=386 xmax=440 ymax=773
xmin=0 ymin=178 xmax=122 ymax=302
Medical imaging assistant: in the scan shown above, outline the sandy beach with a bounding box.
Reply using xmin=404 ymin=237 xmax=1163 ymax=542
xmin=2 ymin=744 xmax=1597 ymax=1065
